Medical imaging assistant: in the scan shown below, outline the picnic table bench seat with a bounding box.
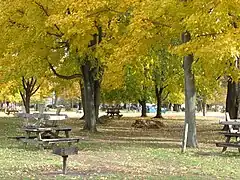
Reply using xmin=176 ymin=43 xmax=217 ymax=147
xmin=219 ymin=132 xmax=240 ymax=137
xmin=216 ymin=142 xmax=240 ymax=148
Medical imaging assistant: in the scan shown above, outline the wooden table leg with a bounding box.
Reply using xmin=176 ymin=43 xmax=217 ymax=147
xmin=65 ymin=131 xmax=70 ymax=138
xmin=65 ymin=131 xmax=72 ymax=146
xmin=55 ymin=130 xmax=60 ymax=138
xmin=222 ymin=136 xmax=231 ymax=152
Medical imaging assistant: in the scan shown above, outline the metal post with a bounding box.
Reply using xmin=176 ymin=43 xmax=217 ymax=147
xmin=182 ymin=123 xmax=188 ymax=153
xmin=62 ymin=155 xmax=68 ymax=174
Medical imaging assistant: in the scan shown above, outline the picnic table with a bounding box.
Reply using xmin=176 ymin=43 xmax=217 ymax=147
xmin=5 ymin=108 xmax=18 ymax=115
xmin=106 ymin=107 xmax=123 ymax=119
xmin=216 ymin=113 xmax=240 ymax=152
xmin=16 ymin=113 xmax=80 ymax=148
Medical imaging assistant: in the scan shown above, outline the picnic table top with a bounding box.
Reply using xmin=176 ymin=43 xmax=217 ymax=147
xmin=16 ymin=113 xmax=68 ymax=120
xmin=23 ymin=127 xmax=53 ymax=132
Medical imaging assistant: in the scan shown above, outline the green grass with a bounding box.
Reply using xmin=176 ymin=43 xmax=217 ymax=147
xmin=0 ymin=116 xmax=240 ymax=179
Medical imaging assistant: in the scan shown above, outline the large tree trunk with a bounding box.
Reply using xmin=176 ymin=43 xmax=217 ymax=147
xmin=139 ymin=99 xmax=147 ymax=117
xmin=155 ymin=85 xmax=163 ymax=118
xmin=226 ymin=79 xmax=238 ymax=119
xmin=182 ymin=32 xmax=198 ymax=148
xmin=81 ymin=62 xmax=97 ymax=132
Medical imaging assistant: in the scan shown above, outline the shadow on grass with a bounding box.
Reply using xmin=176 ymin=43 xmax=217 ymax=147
xmin=41 ymin=169 xmax=116 ymax=179
xmin=195 ymin=150 xmax=240 ymax=158
xmin=78 ymin=140 xmax=181 ymax=152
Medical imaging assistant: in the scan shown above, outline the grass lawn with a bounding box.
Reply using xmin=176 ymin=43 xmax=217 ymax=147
xmin=0 ymin=115 xmax=240 ymax=179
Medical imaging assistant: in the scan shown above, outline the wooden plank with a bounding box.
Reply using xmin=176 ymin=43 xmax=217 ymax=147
xmin=53 ymin=146 xmax=78 ymax=156
xmin=23 ymin=127 xmax=52 ymax=132
xmin=55 ymin=127 xmax=72 ymax=131
xmin=8 ymin=136 xmax=37 ymax=140
xmin=41 ymin=138 xmax=80 ymax=143
xmin=48 ymin=116 xmax=66 ymax=121
xmin=219 ymin=121 xmax=240 ymax=125
xmin=216 ymin=142 xmax=240 ymax=148
xmin=219 ymin=132 xmax=240 ymax=137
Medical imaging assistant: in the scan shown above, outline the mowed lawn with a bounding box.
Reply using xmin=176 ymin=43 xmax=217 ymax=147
xmin=0 ymin=115 xmax=240 ymax=180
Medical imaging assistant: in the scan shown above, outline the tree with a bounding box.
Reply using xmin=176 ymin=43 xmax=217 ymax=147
xmin=181 ymin=32 xmax=197 ymax=147
xmin=0 ymin=0 xmax=133 ymax=132
xmin=19 ymin=77 xmax=41 ymax=113
xmin=151 ymin=47 xmax=183 ymax=118
xmin=124 ymin=58 xmax=154 ymax=117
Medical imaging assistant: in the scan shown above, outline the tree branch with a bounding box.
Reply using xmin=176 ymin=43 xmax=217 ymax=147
xmin=46 ymin=31 xmax=63 ymax=38
xmin=19 ymin=91 xmax=26 ymax=106
xmin=29 ymin=77 xmax=37 ymax=93
xmin=31 ymin=84 xmax=41 ymax=96
xmin=163 ymin=85 xmax=168 ymax=89
xmin=22 ymin=76 xmax=27 ymax=90
xmin=34 ymin=1 xmax=64 ymax=35
xmin=48 ymin=62 xmax=82 ymax=79
xmin=163 ymin=91 xmax=170 ymax=101
xmin=8 ymin=19 xmax=29 ymax=29
xmin=34 ymin=1 xmax=49 ymax=16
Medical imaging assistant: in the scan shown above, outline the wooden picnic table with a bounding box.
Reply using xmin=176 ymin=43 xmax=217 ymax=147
xmin=19 ymin=126 xmax=79 ymax=148
xmin=106 ymin=108 xmax=123 ymax=119
xmin=216 ymin=117 xmax=240 ymax=152
xmin=5 ymin=108 xmax=18 ymax=115
xmin=16 ymin=113 xmax=80 ymax=148
xmin=32 ymin=113 xmax=68 ymax=127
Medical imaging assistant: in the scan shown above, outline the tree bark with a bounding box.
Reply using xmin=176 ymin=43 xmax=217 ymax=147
xmin=20 ymin=91 xmax=30 ymax=113
xmin=182 ymin=31 xmax=198 ymax=148
xmin=226 ymin=80 xmax=236 ymax=118
xmin=81 ymin=62 xmax=97 ymax=132
xmin=79 ymin=80 xmax=85 ymax=119
xmin=139 ymin=99 xmax=147 ymax=117
xmin=226 ymin=79 xmax=238 ymax=119
xmin=94 ymin=80 xmax=101 ymax=123
xmin=202 ymin=97 xmax=206 ymax=116
xmin=53 ymin=92 xmax=57 ymax=108
xmin=155 ymin=85 xmax=163 ymax=118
